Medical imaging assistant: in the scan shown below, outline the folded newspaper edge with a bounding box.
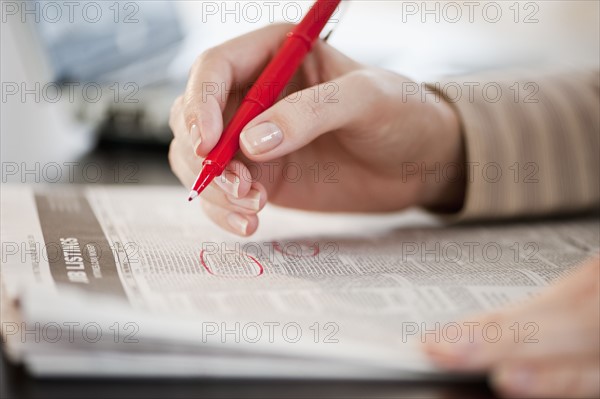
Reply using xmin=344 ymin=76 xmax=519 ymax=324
xmin=1 ymin=185 xmax=597 ymax=378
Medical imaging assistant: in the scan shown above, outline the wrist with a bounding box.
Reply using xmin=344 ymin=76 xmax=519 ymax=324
xmin=421 ymin=98 xmax=466 ymax=212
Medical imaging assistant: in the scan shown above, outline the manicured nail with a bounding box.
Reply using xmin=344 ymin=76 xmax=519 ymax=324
xmin=190 ymin=123 xmax=202 ymax=154
xmin=214 ymin=170 xmax=240 ymax=197
xmin=493 ymin=366 xmax=533 ymax=394
xmin=227 ymin=213 xmax=248 ymax=235
xmin=227 ymin=188 xmax=261 ymax=211
xmin=240 ymin=122 xmax=283 ymax=155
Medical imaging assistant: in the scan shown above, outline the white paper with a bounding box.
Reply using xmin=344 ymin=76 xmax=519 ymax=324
xmin=1 ymin=185 xmax=597 ymax=378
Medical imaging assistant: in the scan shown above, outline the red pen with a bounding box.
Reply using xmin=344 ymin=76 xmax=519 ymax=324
xmin=188 ymin=0 xmax=342 ymax=201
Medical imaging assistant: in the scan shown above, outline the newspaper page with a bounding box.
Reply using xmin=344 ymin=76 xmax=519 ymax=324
xmin=1 ymin=185 xmax=598 ymax=378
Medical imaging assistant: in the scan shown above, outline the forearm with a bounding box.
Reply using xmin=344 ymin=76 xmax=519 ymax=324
xmin=430 ymin=68 xmax=600 ymax=220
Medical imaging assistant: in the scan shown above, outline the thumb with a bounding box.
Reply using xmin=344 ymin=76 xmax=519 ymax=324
xmin=239 ymin=70 xmax=377 ymax=162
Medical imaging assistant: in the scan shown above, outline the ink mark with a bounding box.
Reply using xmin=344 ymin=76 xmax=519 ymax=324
xmin=200 ymin=249 xmax=264 ymax=277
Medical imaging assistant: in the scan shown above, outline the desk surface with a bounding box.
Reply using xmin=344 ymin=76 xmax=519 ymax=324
xmin=1 ymin=350 xmax=497 ymax=399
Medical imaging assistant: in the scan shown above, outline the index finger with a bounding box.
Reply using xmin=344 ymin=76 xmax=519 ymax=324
xmin=183 ymin=23 xmax=293 ymax=157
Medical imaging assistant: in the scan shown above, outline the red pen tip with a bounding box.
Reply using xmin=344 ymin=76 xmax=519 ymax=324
xmin=187 ymin=164 xmax=219 ymax=202
xmin=188 ymin=190 xmax=198 ymax=202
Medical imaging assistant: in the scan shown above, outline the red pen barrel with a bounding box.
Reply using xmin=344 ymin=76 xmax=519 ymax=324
xmin=204 ymin=0 xmax=341 ymax=171
xmin=205 ymin=100 xmax=265 ymax=170
xmin=295 ymin=0 xmax=341 ymax=42
xmin=245 ymin=0 xmax=341 ymax=107
xmin=208 ymin=37 xmax=311 ymax=170
xmin=191 ymin=0 xmax=341 ymax=196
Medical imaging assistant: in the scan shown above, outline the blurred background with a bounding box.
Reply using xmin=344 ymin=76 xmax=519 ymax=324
xmin=1 ymin=0 xmax=599 ymax=183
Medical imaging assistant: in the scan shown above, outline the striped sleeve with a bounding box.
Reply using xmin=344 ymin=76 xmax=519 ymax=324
xmin=431 ymin=68 xmax=600 ymax=220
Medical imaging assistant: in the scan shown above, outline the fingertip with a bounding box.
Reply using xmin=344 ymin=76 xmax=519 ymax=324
xmin=227 ymin=212 xmax=258 ymax=237
xmin=252 ymin=182 xmax=268 ymax=210
xmin=213 ymin=170 xmax=241 ymax=198
xmin=190 ymin=123 xmax=203 ymax=155
xmin=230 ymin=160 xmax=253 ymax=197
xmin=421 ymin=343 xmax=467 ymax=370
xmin=490 ymin=367 xmax=512 ymax=397
xmin=226 ymin=212 xmax=249 ymax=236
xmin=246 ymin=216 xmax=259 ymax=236
xmin=239 ymin=131 xmax=261 ymax=161
xmin=201 ymin=201 xmax=258 ymax=237
xmin=184 ymin=100 xmax=223 ymax=158
xmin=192 ymin=117 xmax=221 ymax=157
xmin=490 ymin=364 xmax=534 ymax=398
xmin=225 ymin=184 xmax=267 ymax=215
xmin=239 ymin=122 xmax=284 ymax=162
xmin=234 ymin=172 xmax=253 ymax=199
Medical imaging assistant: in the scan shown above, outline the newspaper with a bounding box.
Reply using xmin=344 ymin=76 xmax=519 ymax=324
xmin=1 ymin=185 xmax=598 ymax=378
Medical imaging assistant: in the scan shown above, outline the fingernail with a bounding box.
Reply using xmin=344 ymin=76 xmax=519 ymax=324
xmin=227 ymin=213 xmax=248 ymax=235
xmin=227 ymin=188 xmax=261 ymax=211
xmin=191 ymin=123 xmax=202 ymax=154
xmin=214 ymin=170 xmax=240 ymax=197
xmin=493 ymin=366 xmax=533 ymax=394
xmin=240 ymin=122 xmax=283 ymax=155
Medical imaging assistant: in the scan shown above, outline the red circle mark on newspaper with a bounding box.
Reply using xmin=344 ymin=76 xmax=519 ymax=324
xmin=272 ymin=241 xmax=320 ymax=257
xmin=200 ymin=249 xmax=264 ymax=277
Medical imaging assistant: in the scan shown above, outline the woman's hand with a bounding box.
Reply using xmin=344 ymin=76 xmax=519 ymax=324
xmin=423 ymin=257 xmax=600 ymax=398
xmin=169 ymin=24 xmax=465 ymax=236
